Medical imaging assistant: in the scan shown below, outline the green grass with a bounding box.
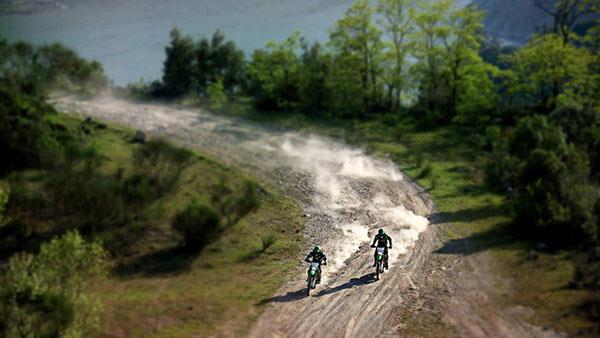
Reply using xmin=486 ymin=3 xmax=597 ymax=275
xmin=200 ymin=99 xmax=597 ymax=335
xmin=7 ymin=113 xmax=305 ymax=337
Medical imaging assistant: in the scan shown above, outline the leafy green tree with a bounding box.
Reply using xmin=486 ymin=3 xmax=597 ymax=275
xmin=410 ymin=0 xmax=452 ymax=114
xmin=247 ymin=33 xmax=302 ymax=110
xmin=505 ymin=34 xmax=596 ymax=111
xmin=443 ymin=6 xmax=498 ymax=120
xmin=207 ymin=77 xmax=227 ymax=110
xmin=0 ymin=231 xmax=108 ymax=338
xmin=298 ymin=41 xmax=331 ymax=113
xmin=162 ymin=28 xmax=195 ymax=97
xmin=192 ymin=30 xmax=245 ymax=94
xmin=486 ymin=115 xmax=598 ymax=246
xmin=329 ymin=0 xmax=383 ymax=114
xmin=0 ymin=39 xmax=107 ymax=96
xmin=376 ymin=0 xmax=414 ymax=110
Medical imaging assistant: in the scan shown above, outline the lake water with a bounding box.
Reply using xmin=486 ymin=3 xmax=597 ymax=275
xmin=0 ymin=0 xmax=356 ymax=84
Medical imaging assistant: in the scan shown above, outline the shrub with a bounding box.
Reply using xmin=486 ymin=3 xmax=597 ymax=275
xmin=46 ymin=161 xmax=127 ymax=233
xmin=0 ymin=185 xmax=8 ymax=227
xmin=512 ymin=147 xmax=597 ymax=246
xmin=261 ymin=234 xmax=276 ymax=253
xmin=133 ymin=139 xmax=192 ymax=196
xmin=0 ymin=231 xmax=108 ymax=338
xmin=207 ymin=77 xmax=227 ymax=110
xmin=236 ymin=179 xmax=261 ymax=217
xmin=172 ymin=200 xmax=221 ymax=250
xmin=0 ymin=87 xmax=66 ymax=175
xmin=417 ymin=162 xmax=433 ymax=179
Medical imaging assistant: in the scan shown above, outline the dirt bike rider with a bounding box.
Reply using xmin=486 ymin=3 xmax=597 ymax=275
xmin=305 ymin=246 xmax=327 ymax=283
xmin=371 ymin=229 xmax=392 ymax=269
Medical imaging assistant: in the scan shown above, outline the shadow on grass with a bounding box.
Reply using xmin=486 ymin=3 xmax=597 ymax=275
xmin=316 ymin=273 xmax=377 ymax=297
xmin=427 ymin=204 xmax=506 ymax=225
xmin=434 ymin=226 xmax=514 ymax=256
xmin=114 ymin=246 xmax=196 ymax=278
xmin=256 ymin=289 xmax=308 ymax=305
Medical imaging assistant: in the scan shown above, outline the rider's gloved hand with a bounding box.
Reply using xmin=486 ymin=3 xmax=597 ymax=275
xmin=389 ymin=246 xmax=392 ymax=249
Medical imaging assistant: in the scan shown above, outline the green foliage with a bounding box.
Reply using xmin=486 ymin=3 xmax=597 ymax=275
xmin=0 ymin=39 xmax=107 ymax=95
xmin=207 ymin=77 xmax=227 ymax=110
xmin=247 ymin=32 xmax=303 ymax=110
xmin=260 ymin=234 xmax=276 ymax=253
xmin=210 ymin=178 xmax=261 ymax=225
xmin=159 ymin=28 xmax=245 ymax=98
xmin=0 ymin=231 xmax=108 ymax=338
xmin=376 ymin=0 xmax=414 ymax=110
xmin=0 ymin=86 xmax=67 ymax=175
xmin=417 ymin=161 xmax=433 ymax=179
xmin=505 ymin=34 xmax=597 ymax=111
xmin=162 ymin=28 xmax=195 ymax=97
xmin=328 ymin=0 xmax=383 ymax=115
xmin=192 ymin=30 xmax=245 ymax=94
xmin=485 ymin=115 xmax=598 ymax=246
xmin=172 ymin=200 xmax=221 ymax=250
xmin=0 ymin=185 xmax=8 ymax=227
xmin=410 ymin=0 xmax=497 ymax=121
xmin=132 ymin=139 xmax=192 ymax=196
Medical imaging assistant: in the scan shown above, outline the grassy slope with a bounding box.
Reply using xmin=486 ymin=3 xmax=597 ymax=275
xmin=207 ymin=99 xmax=595 ymax=335
xmin=25 ymin=113 xmax=305 ymax=337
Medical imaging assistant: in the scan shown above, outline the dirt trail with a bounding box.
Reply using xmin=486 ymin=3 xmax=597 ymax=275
xmin=51 ymin=95 xmax=562 ymax=338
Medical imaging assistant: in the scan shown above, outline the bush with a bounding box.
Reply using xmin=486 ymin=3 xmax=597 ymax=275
xmin=261 ymin=234 xmax=276 ymax=253
xmin=46 ymin=160 xmax=127 ymax=233
xmin=133 ymin=139 xmax=192 ymax=196
xmin=0 ymin=231 xmax=108 ymax=338
xmin=512 ymin=147 xmax=597 ymax=246
xmin=0 ymin=87 xmax=66 ymax=175
xmin=0 ymin=185 xmax=8 ymax=227
xmin=417 ymin=162 xmax=433 ymax=179
xmin=236 ymin=179 xmax=261 ymax=217
xmin=172 ymin=200 xmax=221 ymax=250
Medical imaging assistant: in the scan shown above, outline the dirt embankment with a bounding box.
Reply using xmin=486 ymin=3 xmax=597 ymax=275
xmin=51 ymin=94 xmax=562 ymax=338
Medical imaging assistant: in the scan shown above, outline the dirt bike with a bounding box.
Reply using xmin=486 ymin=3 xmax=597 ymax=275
xmin=306 ymin=261 xmax=322 ymax=295
xmin=372 ymin=246 xmax=389 ymax=281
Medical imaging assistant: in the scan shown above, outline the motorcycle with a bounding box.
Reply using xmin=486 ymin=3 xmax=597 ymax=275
xmin=372 ymin=246 xmax=388 ymax=280
xmin=306 ymin=261 xmax=321 ymax=295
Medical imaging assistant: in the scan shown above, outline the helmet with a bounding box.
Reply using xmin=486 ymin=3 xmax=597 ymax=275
xmin=378 ymin=229 xmax=385 ymax=235
xmin=313 ymin=246 xmax=320 ymax=253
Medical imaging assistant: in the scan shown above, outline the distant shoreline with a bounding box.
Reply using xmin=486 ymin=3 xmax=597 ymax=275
xmin=0 ymin=0 xmax=67 ymax=15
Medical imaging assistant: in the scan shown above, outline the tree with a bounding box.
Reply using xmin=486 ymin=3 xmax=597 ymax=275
xmin=443 ymin=6 xmax=498 ymax=120
xmin=192 ymin=30 xmax=245 ymax=95
xmin=535 ymin=0 xmax=600 ymax=43
xmin=0 ymin=231 xmax=108 ymax=338
xmin=207 ymin=77 xmax=227 ymax=110
xmin=329 ymin=0 xmax=383 ymax=114
xmin=298 ymin=41 xmax=331 ymax=113
xmin=505 ymin=34 xmax=596 ymax=111
xmin=162 ymin=28 xmax=195 ymax=97
xmin=376 ymin=0 xmax=415 ymax=110
xmin=247 ymin=32 xmax=302 ymax=110
xmin=410 ymin=0 xmax=452 ymax=114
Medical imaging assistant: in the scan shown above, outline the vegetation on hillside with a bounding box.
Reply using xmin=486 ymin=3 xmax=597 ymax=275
xmin=137 ymin=0 xmax=600 ymax=333
xmin=0 ymin=39 xmax=303 ymax=336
